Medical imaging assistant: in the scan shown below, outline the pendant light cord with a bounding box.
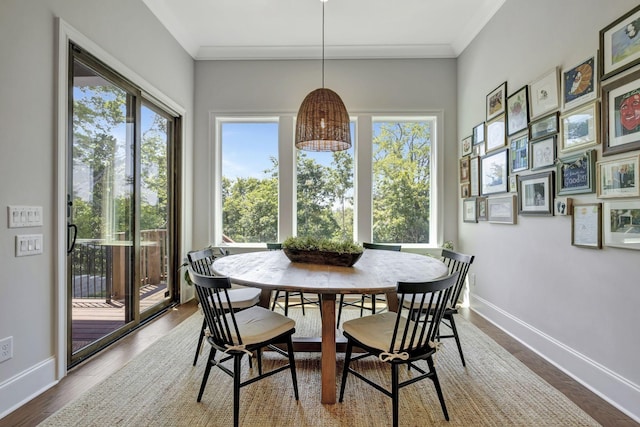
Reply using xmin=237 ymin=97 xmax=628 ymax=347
xmin=322 ymin=1 xmax=325 ymax=88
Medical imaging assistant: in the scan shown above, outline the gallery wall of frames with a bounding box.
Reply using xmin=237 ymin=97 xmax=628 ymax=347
xmin=459 ymin=4 xmax=640 ymax=251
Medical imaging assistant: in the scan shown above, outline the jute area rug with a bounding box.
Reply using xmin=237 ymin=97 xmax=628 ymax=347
xmin=39 ymin=306 xmax=600 ymax=426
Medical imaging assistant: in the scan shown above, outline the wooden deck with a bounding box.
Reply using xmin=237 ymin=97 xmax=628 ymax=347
xmin=71 ymin=284 xmax=168 ymax=353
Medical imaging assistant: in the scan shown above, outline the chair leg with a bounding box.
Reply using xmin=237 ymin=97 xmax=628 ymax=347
xmin=339 ymin=340 xmax=354 ymax=402
xmin=360 ymin=295 xmax=366 ymax=317
xmin=448 ymin=314 xmax=466 ymax=366
xmin=337 ymin=294 xmax=344 ymax=326
xmin=197 ymin=347 xmax=216 ymax=402
xmin=287 ymin=335 xmax=300 ymax=400
xmin=271 ymin=290 xmax=280 ymax=311
xmin=233 ymin=355 xmax=242 ymax=427
xmin=284 ymin=292 xmax=289 ymax=316
xmin=372 ymin=294 xmax=376 ymax=314
xmin=391 ymin=364 xmax=400 ymax=427
xmin=193 ymin=318 xmax=207 ymax=366
xmin=427 ymin=356 xmax=449 ymax=421
xmin=300 ymin=292 xmax=306 ymax=315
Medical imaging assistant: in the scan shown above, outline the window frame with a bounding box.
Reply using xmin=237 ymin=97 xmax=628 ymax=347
xmin=210 ymin=112 xmax=443 ymax=249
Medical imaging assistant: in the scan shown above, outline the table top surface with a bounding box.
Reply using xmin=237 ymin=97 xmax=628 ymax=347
xmin=212 ymin=249 xmax=448 ymax=294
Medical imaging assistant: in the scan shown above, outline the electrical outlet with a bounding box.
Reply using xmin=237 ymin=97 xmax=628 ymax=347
xmin=0 ymin=336 xmax=13 ymax=363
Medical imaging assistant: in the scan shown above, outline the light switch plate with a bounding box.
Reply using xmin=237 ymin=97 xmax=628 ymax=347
xmin=8 ymin=206 xmax=43 ymax=228
xmin=16 ymin=234 xmax=44 ymax=256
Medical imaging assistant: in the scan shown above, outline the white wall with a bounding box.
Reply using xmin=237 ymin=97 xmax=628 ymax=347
xmin=193 ymin=58 xmax=459 ymax=250
xmin=458 ymin=0 xmax=640 ymax=421
xmin=0 ymin=0 xmax=193 ymax=418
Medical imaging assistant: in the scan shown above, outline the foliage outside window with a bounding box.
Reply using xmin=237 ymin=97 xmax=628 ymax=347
xmin=296 ymin=138 xmax=354 ymax=241
xmin=221 ymin=121 xmax=278 ymax=243
xmin=372 ymin=120 xmax=433 ymax=244
xmin=215 ymin=115 xmax=437 ymax=246
xmin=72 ymin=80 xmax=132 ymax=241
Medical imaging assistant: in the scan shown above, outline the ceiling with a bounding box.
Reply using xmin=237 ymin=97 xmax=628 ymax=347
xmin=142 ymin=0 xmax=506 ymax=60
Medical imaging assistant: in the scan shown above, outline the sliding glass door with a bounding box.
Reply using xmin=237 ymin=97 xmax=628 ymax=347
xmin=67 ymin=44 xmax=179 ymax=366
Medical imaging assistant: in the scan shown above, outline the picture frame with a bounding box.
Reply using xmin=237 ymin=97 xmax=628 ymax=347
xmin=507 ymin=85 xmax=529 ymax=135
xmin=601 ymin=68 xmax=640 ymax=156
xmin=481 ymin=148 xmax=508 ymax=195
xmin=529 ymin=112 xmax=559 ymax=141
xmin=486 ymin=114 xmax=506 ymax=152
xmin=463 ymin=198 xmax=478 ymax=223
xmin=486 ymin=81 xmax=507 ymax=121
xmin=556 ymin=149 xmax=596 ymax=195
xmin=509 ymin=133 xmax=529 ymax=173
xmin=559 ymin=101 xmax=599 ymax=153
xmin=460 ymin=182 xmax=471 ymax=198
xmin=530 ymin=136 xmax=556 ymax=170
xmin=461 ymin=135 xmax=473 ymax=156
xmin=603 ymin=200 xmax=640 ymax=250
xmin=571 ymin=203 xmax=602 ymax=249
xmin=509 ymin=174 xmax=518 ymax=193
xmin=487 ymin=194 xmax=517 ymax=224
xmin=562 ymin=55 xmax=598 ymax=111
xmin=599 ymin=4 xmax=640 ymax=80
xmin=459 ymin=157 xmax=470 ymax=183
xmin=529 ymin=67 xmax=560 ymax=119
xmin=554 ymin=197 xmax=574 ymax=216
xmin=470 ymin=156 xmax=480 ymax=196
xmin=596 ymin=154 xmax=639 ymax=198
xmin=477 ymin=196 xmax=488 ymax=221
xmin=473 ymin=122 xmax=485 ymax=146
xmin=518 ymin=171 xmax=554 ymax=216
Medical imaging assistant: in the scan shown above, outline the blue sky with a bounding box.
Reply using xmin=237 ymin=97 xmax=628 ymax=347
xmin=222 ymin=121 xmax=356 ymax=180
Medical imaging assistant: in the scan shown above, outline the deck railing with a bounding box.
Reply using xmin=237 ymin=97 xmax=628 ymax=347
xmin=71 ymin=229 xmax=167 ymax=301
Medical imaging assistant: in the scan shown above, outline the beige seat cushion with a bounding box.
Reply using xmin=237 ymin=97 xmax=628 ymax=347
xmin=229 ymin=306 xmax=295 ymax=345
xmin=225 ymin=287 xmax=261 ymax=309
xmin=342 ymin=312 xmax=417 ymax=353
xmin=205 ymin=287 xmax=261 ymax=310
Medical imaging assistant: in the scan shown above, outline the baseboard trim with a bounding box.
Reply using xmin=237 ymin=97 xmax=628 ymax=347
xmin=0 ymin=357 xmax=57 ymax=420
xmin=471 ymin=294 xmax=640 ymax=423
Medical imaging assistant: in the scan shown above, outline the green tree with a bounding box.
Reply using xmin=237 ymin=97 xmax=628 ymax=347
xmin=372 ymin=122 xmax=431 ymax=243
xmin=223 ymin=158 xmax=278 ymax=242
xmin=72 ymin=85 xmax=127 ymax=240
xmin=140 ymin=111 xmax=168 ymax=230
xmin=296 ymin=152 xmax=339 ymax=239
xmin=329 ymin=150 xmax=354 ymax=240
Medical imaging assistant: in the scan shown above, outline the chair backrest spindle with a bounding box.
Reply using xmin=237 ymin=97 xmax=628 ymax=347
xmin=392 ymin=272 xmax=459 ymax=356
xmin=189 ymin=268 xmax=244 ymax=349
xmin=441 ymin=249 xmax=474 ymax=309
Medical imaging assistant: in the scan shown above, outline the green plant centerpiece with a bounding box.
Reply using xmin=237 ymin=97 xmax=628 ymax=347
xmin=282 ymin=236 xmax=363 ymax=267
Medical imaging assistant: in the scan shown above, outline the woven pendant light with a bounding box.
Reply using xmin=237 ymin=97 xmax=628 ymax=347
xmin=295 ymin=0 xmax=351 ymax=152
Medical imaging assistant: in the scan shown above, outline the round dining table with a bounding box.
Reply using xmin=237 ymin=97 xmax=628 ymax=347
xmin=212 ymin=249 xmax=448 ymax=404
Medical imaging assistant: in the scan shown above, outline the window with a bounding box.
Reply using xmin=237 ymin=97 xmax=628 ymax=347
xmin=372 ymin=118 xmax=435 ymax=244
xmin=220 ymin=120 xmax=279 ymax=243
xmin=296 ymin=123 xmax=355 ymax=241
xmin=213 ymin=114 xmax=439 ymax=247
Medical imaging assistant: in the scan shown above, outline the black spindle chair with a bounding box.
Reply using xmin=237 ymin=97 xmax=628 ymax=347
xmin=336 ymin=242 xmax=401 ymax=326
xmin=188 ymin=247 xmax=261 ymax=366
xmin=403 ymin=249 xmax=475 ymax=366
xmin=339 ymin=272 xmax=459 ymax=427
xmin=268 ymin=242 xmax=320 ymax=315
xmin=189 ymin=268 xmax=299 ymax=427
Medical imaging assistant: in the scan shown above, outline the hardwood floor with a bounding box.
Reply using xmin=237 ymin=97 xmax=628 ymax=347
xmin=0 ymin=301 xmax=636 ymax=426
